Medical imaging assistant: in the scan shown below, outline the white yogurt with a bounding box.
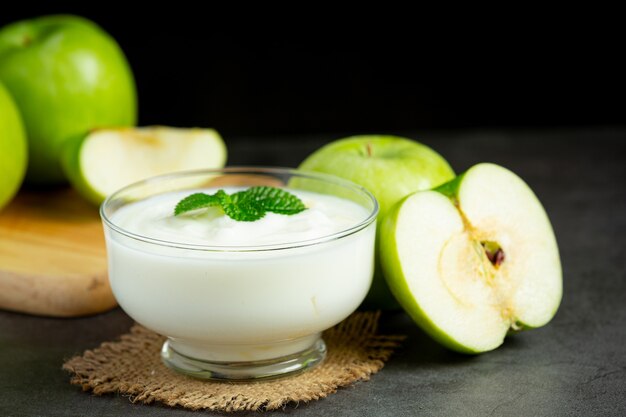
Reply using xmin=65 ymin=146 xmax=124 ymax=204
xmin=113 ymin=188 xmax=368 ymax=247
xmin=105 ymin=188 xmax=376 ymax=362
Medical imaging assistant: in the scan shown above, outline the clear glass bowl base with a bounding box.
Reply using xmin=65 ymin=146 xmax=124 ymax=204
xmin=161 ymin=337 xmax=327 ymax=381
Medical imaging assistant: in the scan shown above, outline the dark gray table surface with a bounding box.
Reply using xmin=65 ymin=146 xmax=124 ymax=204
xmin=1 ymin=128 xmax=625 ymax=417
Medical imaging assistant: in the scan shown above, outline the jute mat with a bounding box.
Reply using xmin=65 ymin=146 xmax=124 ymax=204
xmin=63 ymin=311 xmax=405 ymax=412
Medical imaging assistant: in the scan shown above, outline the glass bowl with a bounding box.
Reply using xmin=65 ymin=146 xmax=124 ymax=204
xmin=100 ymin=167 xmax=378 ymax=380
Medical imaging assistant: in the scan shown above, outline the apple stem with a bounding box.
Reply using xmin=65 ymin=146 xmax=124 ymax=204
xmin=366 ymin=142 xmax=373 ymax=157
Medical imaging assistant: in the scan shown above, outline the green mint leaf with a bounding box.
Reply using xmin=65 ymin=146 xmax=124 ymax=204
xmin=218 ymin=191 xmax=266 ymax=222
xmin=240 ymin=186 xmax=307 ymax=215
xmin=173 ymin=186 xmax=307 ymax=222
xmin=174 ymin=192 xmax=222 ymax=215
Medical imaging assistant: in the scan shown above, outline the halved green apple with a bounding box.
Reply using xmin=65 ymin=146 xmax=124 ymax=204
xmin=380 ymin=163 xmax=562 ymax=353
xmin=62 ymin=126 xmax=226 ymax=204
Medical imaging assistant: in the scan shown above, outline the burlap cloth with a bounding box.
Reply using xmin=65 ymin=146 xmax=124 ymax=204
xmin=63 ymin=311 xmax=405 ymax=412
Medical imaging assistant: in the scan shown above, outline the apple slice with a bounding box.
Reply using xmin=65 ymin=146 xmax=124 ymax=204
xmin=380 ymin=163 xmax=562 ymax=353
xmin=63 ymin=126 xmax=226 ymax=204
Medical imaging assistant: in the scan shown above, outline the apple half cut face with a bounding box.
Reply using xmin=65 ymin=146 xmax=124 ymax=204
xmin=62 ymin=127 xmax=227 ymax=204
xmin=380 ymin=163 xmax=562 ymax=353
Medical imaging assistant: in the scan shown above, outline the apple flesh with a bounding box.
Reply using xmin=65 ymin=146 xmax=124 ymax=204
xmin=0 ymin=15 xmax=137 ymax=184
xmin=380 ymin=163 xmax=562 ymax=353
xmin=0 ymin=82 xmax=27 ymax=210
xmin=299 ymin=135 xmax=455 ymax=308
xmin=62 ymin=127 xmax=227 ymax=204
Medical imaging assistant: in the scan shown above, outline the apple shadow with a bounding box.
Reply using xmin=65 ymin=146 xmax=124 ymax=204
xmin=378 ymin=311 xmax=470 ymax=366
xmin=11 ymin=184 xmax=100 ymax=223
xmin=379 ymin=310 xmax=529 ymax=367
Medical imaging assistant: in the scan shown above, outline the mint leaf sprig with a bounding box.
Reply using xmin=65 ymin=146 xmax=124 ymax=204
xmin=174 ymin=186 xmax=307 ymax=222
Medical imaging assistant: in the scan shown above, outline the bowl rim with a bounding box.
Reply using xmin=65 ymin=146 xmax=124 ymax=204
xmin=100 ymin=166 xmax=379 ymax=252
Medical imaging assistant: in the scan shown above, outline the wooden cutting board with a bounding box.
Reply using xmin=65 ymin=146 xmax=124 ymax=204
xmin=0 ymin=187 xmax=116 ymax=317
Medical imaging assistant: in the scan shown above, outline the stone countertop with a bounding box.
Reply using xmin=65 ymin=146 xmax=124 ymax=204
xmin=1 ymin=127 xmax=625 ymax=417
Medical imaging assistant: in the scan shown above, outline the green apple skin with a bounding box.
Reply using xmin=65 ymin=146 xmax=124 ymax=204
xmin=299 ymin=135 xmax=455 ymax=308
xmin=0 ymin=82 xmax=27 ymax=210
xmin=61 ymin=132 xmax=103 ymax=205
xmin=0 ymin=15 xmax=137 ymax=184
xmin=380 ymin=192 xmax=478 ymax=354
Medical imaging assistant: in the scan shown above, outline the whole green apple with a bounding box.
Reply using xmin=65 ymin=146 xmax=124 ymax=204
xmin=299 ymin=135 xmax=455 ymax=308
xmin=0 ymin=82 xmax=27 ymax=209
xmin=0 ymin=15 xmax=137 ymax=184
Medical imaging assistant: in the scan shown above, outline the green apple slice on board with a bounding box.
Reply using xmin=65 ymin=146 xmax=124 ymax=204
xmin=62 ymin=127 xmax=227 ymax=205
xmin=380 ymin=163 xmax=562 ymax=353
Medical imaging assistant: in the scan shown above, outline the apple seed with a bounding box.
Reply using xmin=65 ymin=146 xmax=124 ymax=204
xmin=481 ymin=241 xmax=505 ymax=267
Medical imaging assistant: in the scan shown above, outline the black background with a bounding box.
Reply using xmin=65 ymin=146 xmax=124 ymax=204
xmin=1 ymin=8 xmax=624 ymax=139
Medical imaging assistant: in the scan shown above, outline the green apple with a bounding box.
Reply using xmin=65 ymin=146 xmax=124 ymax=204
xmin=0 ymin=82 xmax=27 ymax=210
xmin=380 ymin=163 xmax=562 ymax=353
xmin=299 ymin=135 xmax=455 ymax=308
xmin=0 ymin=15 xmax=137 ymax=184
xmin=62 ymin=126 xmax=227 ymax=205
